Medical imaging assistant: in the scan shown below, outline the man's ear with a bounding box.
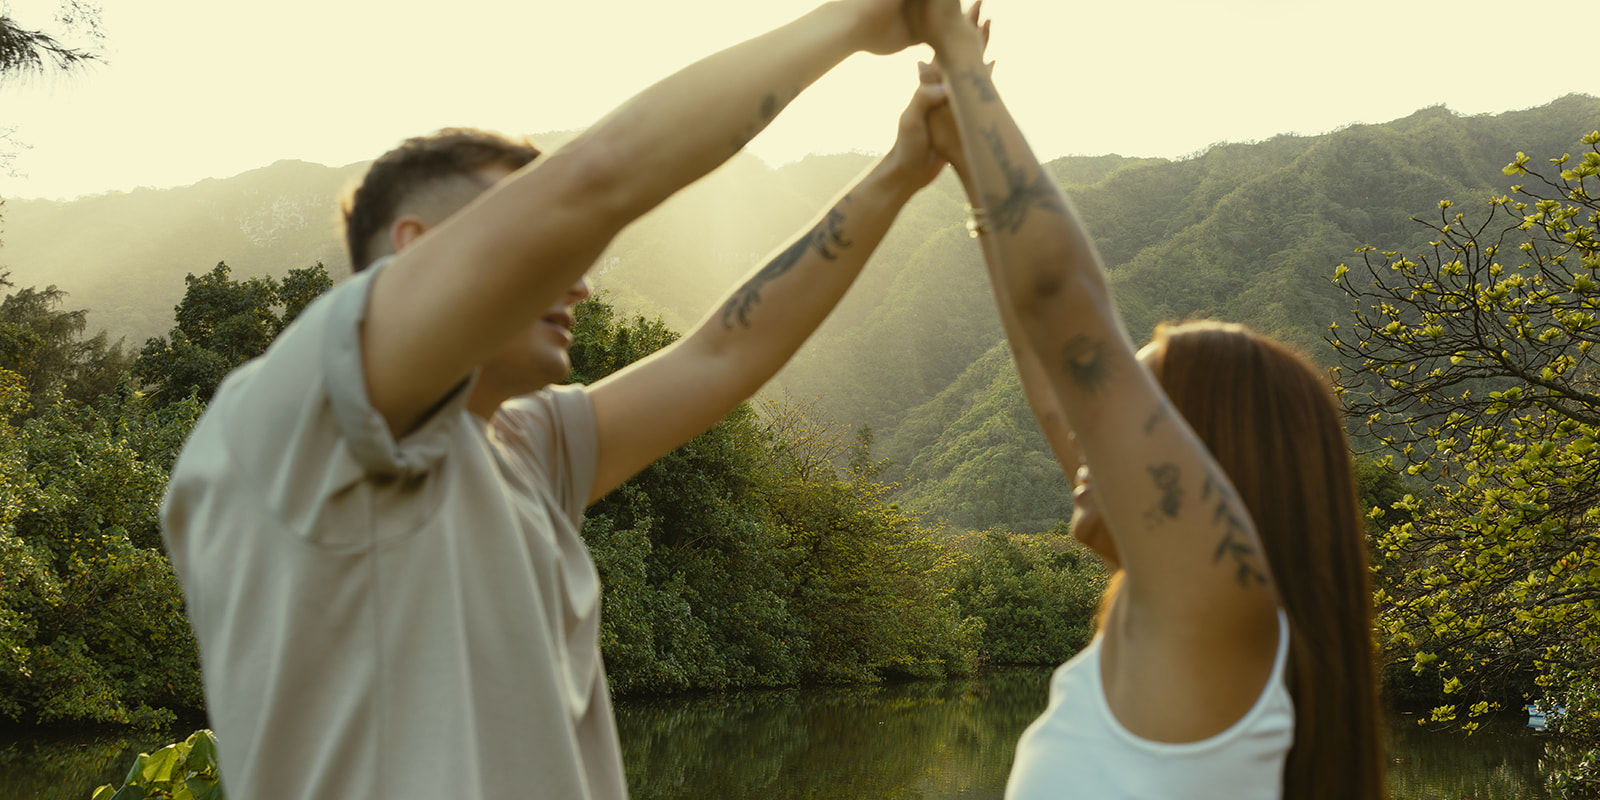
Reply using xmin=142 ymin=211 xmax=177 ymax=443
xmin=389 ymin=214 xmax=431 ymax=254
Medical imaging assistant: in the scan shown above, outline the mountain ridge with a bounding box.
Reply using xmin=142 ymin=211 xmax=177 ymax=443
xmin=4 ymin=95 xmax=1596 ymax=532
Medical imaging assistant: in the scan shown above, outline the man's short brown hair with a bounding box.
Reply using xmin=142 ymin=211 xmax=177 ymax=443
xmin=343 ymin=128 xmax=541 ymax=271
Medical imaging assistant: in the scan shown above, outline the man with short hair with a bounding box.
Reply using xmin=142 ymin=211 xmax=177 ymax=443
xmin=160 ymin=3 xmax=947 ymax=798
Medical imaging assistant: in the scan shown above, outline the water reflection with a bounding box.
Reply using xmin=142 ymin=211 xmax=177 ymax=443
xmin=1385 ymin=713 xmax=1551 ymax=800
xmin=0 ymin=729 xmax=170 ymax=800
xmin=1 ymin=670 xmax=1559 ymax=799
xmin=616 ymin=670 xmax=1048 ymax=800
xmin=615 ymin=670 xmax=1554 ymax=800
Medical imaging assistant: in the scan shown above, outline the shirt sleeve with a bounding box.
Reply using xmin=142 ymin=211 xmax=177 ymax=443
xmin=321 ymin=257 xmax=474 ymax=479
xmin=193 ymin=257 xmax=473 ymax=546
xmin=491 ymin=385 xmax=598 ymax=525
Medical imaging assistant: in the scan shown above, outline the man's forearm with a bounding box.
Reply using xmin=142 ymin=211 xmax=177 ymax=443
xmin=562 ymin=4 xmax=867 ymax=225
xmin=691 ymin=156 xmax=915 ymax=386
xmin=582 ymin=155 xmax=918 ymax=502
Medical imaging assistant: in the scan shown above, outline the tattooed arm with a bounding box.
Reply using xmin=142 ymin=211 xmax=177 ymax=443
xmin=584 ymin=82 xmax=949 ymax=504
xmin=918 ymin=20 xmax=1081 ymax=471
xmin=917 ymin=0 xmax=1280 ymax=744
xmin=361 ymin=1 xmax=920 ymax=436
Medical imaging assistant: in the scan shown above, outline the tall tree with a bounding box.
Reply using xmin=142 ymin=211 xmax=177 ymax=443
xmin=0 ymin=271 xmax=132 ymax=413
xmin=1331 ymin=130 xmax=1600 ymax=736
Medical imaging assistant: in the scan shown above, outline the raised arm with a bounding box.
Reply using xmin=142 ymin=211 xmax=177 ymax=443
xmin=915 ymin=17 xmax=1081 ymax=471
xmin=585 ymin=81 xmax=951 ymax=504
xmin=363 ymin=1 xmax=919 ymax=436
xmin=916 ymin=0 xmax=1280 ymax=740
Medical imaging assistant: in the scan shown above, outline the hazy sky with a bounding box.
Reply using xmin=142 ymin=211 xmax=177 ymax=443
xmin=1 ymin=0 xmax=1591 ymax=201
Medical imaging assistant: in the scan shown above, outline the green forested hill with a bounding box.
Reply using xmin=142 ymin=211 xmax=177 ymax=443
xmin=1099 ymin=98 xmax=1600 ymax=352
xmin=777 ymin=94 xmax=1600 ymax=532
xmin=1 ymin=159 xmax=366 ymax=345
xmin=3 ymin=94 xmax=1595 ymax=534
xmin=886 ymin=343 xmax=1073 ymax=534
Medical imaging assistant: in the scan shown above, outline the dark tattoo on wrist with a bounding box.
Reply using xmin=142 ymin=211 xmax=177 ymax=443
xmin=981 ymin=126 xmax=1067 ymax=235
xmin=1144 ymin=462 xmax=1183 ymax=524
xmin=720 ymin=206 xmax=852 ymax=329
xmin=1060 ymin=335 xmax=1113 ymax=395
xmin=1202 ymin=472 xmax=1270 ymax=587
xmin=957 ymin=66 xmax=998 ymax=102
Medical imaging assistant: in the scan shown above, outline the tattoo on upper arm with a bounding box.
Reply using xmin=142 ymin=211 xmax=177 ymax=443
xmin=1201 ymin=471 xmax=1270 ymax=588
xmin=720 ymin=206 xmax=852 ymax=329
xmin=732 ymin=91 xmax=792 ymax=152
xmin=1144 ymin=462 xmax=1183 ymax=525
xmin=980 ymin=126 xmax=1067 ymax=235
xmin=957 ymin=66 xmax=998 ymax=102
xmin=1059 ymin=335 xmax=1113 ymax=395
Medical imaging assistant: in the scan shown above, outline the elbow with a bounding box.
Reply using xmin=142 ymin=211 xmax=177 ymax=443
xmin=1007 ymin=237 xmax=1110 ymax=322
xmin=1009 ymin=251 xmax=1078 ymax=319
xmin=539 ymin=137 xmax=640 ymax=228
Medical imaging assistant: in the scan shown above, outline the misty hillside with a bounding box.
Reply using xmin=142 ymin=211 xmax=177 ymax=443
xmin=2 ymin=159 xmax=366 ymax=346
xmin=3 ymin=94 xmax=1596 ymax=533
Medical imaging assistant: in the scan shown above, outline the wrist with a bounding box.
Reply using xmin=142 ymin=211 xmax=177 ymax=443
xmin=865 ymin=155 xmax=922 ymax=203
xmin=930 ymin=25 xmax=985 ymax=68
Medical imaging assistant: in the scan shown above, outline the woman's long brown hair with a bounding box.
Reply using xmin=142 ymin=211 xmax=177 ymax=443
xmin=1149 ymin=321 xmax=1384 ymax=800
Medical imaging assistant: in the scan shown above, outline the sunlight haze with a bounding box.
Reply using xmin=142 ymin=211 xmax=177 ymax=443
xmin=0 ymin=0 xmax=1590 ymax=200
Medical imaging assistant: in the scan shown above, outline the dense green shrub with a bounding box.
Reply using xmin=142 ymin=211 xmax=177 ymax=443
xmin=574 ymin=299 xmax=983 ymax=692
xmin=947 ymin=529 xmax=1109 ymax=666
xmin=0 ymin=371 xmax=202 ymax=726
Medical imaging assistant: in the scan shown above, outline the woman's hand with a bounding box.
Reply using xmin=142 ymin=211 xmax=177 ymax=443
xmin=920 ymin=3 xmax=990 ymax=184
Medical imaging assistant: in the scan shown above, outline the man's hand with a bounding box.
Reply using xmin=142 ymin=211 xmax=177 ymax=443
xmin=923 ymin=62 xmax=967 ymax=177
xmin=882 ymin=80 xmax=951 ymax=190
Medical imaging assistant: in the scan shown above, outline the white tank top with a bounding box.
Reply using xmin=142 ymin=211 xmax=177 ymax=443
xmin=1006 ymin=611 xmax=1294 ymax=799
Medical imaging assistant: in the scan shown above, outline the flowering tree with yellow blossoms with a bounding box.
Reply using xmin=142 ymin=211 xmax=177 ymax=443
xmin=1331 ymin=131 xmax=1600 ymax=753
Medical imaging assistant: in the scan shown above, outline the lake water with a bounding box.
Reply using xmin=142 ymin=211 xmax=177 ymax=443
xmin=2 ymin=669 xmax=1555 ymax=799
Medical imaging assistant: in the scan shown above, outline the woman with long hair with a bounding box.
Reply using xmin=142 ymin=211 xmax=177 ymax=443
xmin=910 ymin=3 xmax=1384 ymax=797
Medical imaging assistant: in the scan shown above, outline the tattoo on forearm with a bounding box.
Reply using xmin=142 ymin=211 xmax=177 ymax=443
xmin=1059 ymin=335 xmax=1113 ymax=395
xmin=1144 ymin=401 xmax=1171 ymax=435
xmin=1144 ymin=462 xmax=1183 ymax=525
xmin=1202 ymin=472 xmax=1270 ymax=587
xmin=720 ymin=206 xmax=852 ymax=329
xmin=957 ymin=66 xmax=998 ymax=102
xmin=980 ymin=126 xmax=1067 ymax=234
